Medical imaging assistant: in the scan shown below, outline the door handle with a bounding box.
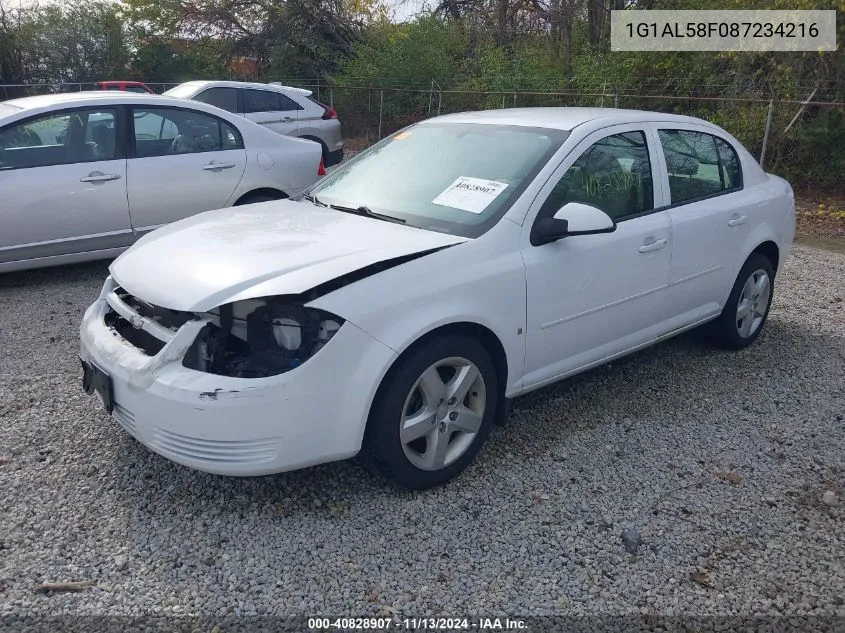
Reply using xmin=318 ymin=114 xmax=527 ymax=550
xmin=728 ymin=215 xmax=747 ymax=227
xmin=638 ymin=238 xmax=667 ymax=253
xmin=80 ymin=172 xmax=121 ymax=183
xmin=202 ymin=162 xmax=236 ymax=171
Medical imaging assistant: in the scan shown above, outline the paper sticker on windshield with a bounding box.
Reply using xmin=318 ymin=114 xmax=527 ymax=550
xmin=393 ymin=131 xmax=412 ymax=140
xmin=432 ymin=177 xmax=508 ymax=214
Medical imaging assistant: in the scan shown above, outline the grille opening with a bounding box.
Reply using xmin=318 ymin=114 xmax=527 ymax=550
xmin=114 ymin=286 xmax=196 ymax=330
xmin=104 ymin=311 xmax=166 ymax=356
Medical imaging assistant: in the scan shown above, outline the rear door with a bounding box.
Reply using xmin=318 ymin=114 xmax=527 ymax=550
xmin=652 ymin=125 xmax=750 ymax=321
xmin=192 ymin=87 xmax=240 ymax=115
xmin=241 ymin=88 xmax=302 ymax=136
xmin=0 ymin=106 xmax=131 ymax=265
xmin=126 ymin=105 xmax=247 ymax=237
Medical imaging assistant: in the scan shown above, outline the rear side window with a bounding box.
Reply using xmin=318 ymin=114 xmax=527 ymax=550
xmin=658 ymin=130 xmax=743 ymax=204
xmin=243 ymin=89 xmax=302 ymax=113
xmin=131 ymin=107 xmax=243 ymax=158
xmin=194 ymin=88 xmax=239 ymax=113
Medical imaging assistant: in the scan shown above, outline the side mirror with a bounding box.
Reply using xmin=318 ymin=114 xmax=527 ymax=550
xmin=531 ymin=202 xmax=616 ymax=246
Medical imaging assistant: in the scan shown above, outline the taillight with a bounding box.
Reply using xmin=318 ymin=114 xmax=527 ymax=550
xmin=318 ymin=158 xmax=326 ymax=176
xmin=310 ymin=97 xmax=337 ymax=120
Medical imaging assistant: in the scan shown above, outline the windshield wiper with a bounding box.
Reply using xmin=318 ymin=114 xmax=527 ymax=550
xmin=328 ymin=203 xmax=406 ymax=224
xmin=304 ymin=193 xmax=328 ymax=207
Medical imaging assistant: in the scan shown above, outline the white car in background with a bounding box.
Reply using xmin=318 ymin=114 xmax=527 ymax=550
xmin=79 ymin=108 xmax=794 ymax=490
xmin=164 ymin=80 xmax=344 ymax=166
xmin=0 ymin=91 xmax=323 ymax=272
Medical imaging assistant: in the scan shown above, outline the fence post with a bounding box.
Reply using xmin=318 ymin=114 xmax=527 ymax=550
xmin=428 ymin=79 xmax=434 ymax=115
xmin=437 ymin=90 xmax=442 ymax=116
xmin=329 ymin=87 xmax=334 ymax=109
xmin=613 ymin=92 xmax=619 ymax=108
xmin=513 ymin=93 xmax=517 ymax=107
xmin=378 ymin=89 xmax=384 ymax=139
xmin=316 ymin=75 xmax=321 ymax=101
xmin=760 ymin=99 xmax=774 ymax=169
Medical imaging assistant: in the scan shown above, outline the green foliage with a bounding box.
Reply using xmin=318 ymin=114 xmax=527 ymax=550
xmin=334 ymin=17 xmax=467 ymax=87
xmin=20 ymin=0 xmax=131 ymax=84
xmin=0 ymin=0 xmax=841 ymax=189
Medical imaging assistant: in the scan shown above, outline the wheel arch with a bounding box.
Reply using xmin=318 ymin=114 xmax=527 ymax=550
xmin=233 ymin=187 xmax=288 ymax=206
xmin=367 ymin=321 xmax=511 ymax=429
xmin=751 ymin=240 xmax=780 ymax=275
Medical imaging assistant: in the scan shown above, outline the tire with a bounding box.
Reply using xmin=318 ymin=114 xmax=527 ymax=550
xmin=706 ymin=252 xmax=775 ymax=350
xmin=362 ymin=335 xmax=498 ymax=490
xmin=234 ymin=192 xmax=283 ymax=206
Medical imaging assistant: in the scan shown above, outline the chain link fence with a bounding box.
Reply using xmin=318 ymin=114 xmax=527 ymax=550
xmin=2 ymin=79 xmax=842 ymax=190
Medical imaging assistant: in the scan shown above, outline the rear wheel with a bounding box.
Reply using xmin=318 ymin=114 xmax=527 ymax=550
xmin=362 ymin=335 xmax=497 ymax=489
xmin=706 ymin=253 xmax=775 ymax=350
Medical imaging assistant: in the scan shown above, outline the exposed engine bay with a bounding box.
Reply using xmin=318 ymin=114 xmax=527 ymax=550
xmin=183 ymin=298 xmax=343 ymax=378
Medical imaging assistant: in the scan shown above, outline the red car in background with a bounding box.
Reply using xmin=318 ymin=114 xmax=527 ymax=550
xmin=96 ymin=81 xmax=155 ymax=94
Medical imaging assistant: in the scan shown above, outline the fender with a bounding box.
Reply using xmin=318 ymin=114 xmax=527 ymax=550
xmin=308 ymin=219 xmax=527 ymax=396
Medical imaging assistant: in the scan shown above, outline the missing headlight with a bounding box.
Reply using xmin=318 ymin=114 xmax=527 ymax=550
xmin=182 ymin=297 xmax=344 ymax=378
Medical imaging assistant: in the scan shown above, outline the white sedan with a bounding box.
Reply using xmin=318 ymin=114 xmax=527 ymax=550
xmin=79 ymin=108 xmax=795 ymax=489
xmin=0 ymin=91 xmax=322 ymax=272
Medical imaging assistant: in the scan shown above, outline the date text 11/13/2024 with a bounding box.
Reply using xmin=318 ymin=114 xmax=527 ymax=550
xmin=308 ymin=617 xmax=528 ymax=631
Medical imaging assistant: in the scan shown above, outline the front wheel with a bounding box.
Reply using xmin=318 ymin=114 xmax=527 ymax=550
xmin=362 ymin=335 xmax=498 ymax=489
xmin=706 ymin=253 xmax=775 ymax=350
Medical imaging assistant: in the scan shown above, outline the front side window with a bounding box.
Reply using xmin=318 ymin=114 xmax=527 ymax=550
xmin=308 ymin=122 xmax=567 ymax=238
xmin=194 ymin=87 xmax=239 ymax=113
xmin=658 ymin=129 xmax=742 ymax=204
xmin=243 ymin=89 xmax=302 ymax=113
xmin=0 ymin=108 xmax=117 ymax=170
xmin=538 ymin=131 xmax=654 ymax=222
xmin=131 ymin=107 xmax=243 ymax=158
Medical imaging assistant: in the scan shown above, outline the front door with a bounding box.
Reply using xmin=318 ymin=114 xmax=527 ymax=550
xmin=126 ymin=106 xmax=247 ymax=236
xmin=0 ymin=107 xmax=131 ymax=265
xmin=521 ymin=126 xmax=673 ymax=388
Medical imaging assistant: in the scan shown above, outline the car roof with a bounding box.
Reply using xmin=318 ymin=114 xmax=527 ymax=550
xmin=172 ymin=80 xmax=312 ymax=96
xmin=428 ymin=107 xmax=708 ymax=131
xmin=1 ymin=91 xmax=169 ymax=110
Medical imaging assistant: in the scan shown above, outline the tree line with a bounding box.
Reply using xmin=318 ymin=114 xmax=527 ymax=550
xmin=0 ymin=0 xmax=842 ymax=188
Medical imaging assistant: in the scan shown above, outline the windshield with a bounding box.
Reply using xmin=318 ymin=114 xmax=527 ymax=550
xmin=307 ymin=122 xmax=567 ymax=238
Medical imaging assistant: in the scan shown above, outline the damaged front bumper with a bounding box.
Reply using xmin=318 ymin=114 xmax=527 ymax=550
xmin=79 ymin=276 xmax=397 ymax=476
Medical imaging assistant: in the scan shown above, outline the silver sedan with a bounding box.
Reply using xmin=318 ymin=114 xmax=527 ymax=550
xmin=0 ymin=91 xmax=323 ymax=272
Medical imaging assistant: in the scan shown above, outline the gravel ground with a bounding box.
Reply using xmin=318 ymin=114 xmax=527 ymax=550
xmin=0 ymin=244 xmax=843 ymax=624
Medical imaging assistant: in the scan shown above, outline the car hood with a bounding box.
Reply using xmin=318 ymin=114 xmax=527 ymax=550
xmin=110 ymin=200 xmax=467 ymax=312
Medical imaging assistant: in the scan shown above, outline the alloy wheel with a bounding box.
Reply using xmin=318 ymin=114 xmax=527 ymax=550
xmin=399 ymin=357 xmax=487 ymax=471
xmin=736 ymin=268 xmax=771 ymax=338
